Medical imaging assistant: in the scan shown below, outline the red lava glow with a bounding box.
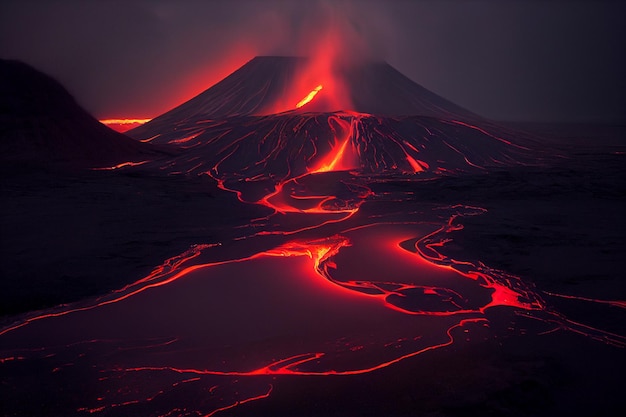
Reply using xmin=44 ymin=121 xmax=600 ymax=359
xmin=204 ymin=385 xmax=273 ymax=417
xmin=1 ymin=197 xmax=624 ymax=416
xmin=309 ymin=116 xmax=358 ymax=173
xmin=92 ymin=160 xmax=150 ymax=170
xmin=295 ymin=84 xmax=323 ymax=108
xmin=2 ymin=57 xmax=624 ymax=417
xmin=543 ymin=291 xmax=626 ymax=309
xmin=264 ymin=64 xmax=351 ymax=114
xmin=405 ymin=155 xmax=427 ymax=173
xmin=99 ymin=118 xmax=151 ymax=132
xmin=263 ymin=25 xmax=355 ymax=115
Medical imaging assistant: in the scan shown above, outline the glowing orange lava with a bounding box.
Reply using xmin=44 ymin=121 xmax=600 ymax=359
xmin=311 ymin=136 xmax=352 ymax=173
xmin=405 ymin=155 xmax=427 ymax=173
xmin=99 ymin=118 xmax=151 ymax=132
xmin=92 ymin=161 xmax=150 ymax=171
xmin=310 ymin=115 xmax=358 ymax=174
xmin=2 ymin=74 xmax=624 ymax=417
xmin=295 ymin=84 xmax=323 ymax=108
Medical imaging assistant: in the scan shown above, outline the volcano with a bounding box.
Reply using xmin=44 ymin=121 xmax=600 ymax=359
xmin=130 ymin=56 xmax=479 ymax=135
xmin=128 ymin=56 xmax=541 ymax=203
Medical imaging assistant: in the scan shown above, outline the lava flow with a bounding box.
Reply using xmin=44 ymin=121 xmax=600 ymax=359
xmin=1 ymin=56 xmax=623 ymax=417
xmin=295 ymin=84 xmax=323 ymax=108
xmin=2 ymin=197 xmax=623 ymax=417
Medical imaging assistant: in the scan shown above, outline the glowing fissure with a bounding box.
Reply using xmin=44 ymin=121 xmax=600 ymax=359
xmin=405 ymin=155 xmax=426 ymax=173
xmin=203 ymin=384 xmax=274 ymax=417
xmin=92 ymin=160 xmax=149 ymax=170
xmin=0 ymin=244 xmax=224 ymax=336
xmin=311 ymin=135 xmax=352 ymax=173
xmin=446 ymin=119 xmax=526 ymax=149
xmin=310 ymin=115 xmax=358 ymax=174
xmin=142 ymin=109 xmax=541 ymax=211
xmin=543 ymin=291 xmax=626 ymax=309
xmin=168 ymin=131 xmax=203 ymax=145
xmin=295 ymin=84 xmax=323 ymax=108
xmin=201 ymin=115 xmax=365 ymax=218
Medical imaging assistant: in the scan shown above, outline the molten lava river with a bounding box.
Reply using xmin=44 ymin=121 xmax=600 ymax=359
xmin=1 ymin=107 xmax=625 ymax=416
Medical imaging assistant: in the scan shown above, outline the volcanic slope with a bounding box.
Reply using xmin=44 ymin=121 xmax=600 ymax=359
xmin=128 ymin=56 xmax=545 ymax=198
xmin=130 ymin=56 xmax=479 ymax=138
xmin=0 ymin=59 xmax=158 ymax=170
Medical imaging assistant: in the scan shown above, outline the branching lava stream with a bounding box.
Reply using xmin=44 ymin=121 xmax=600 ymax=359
xmin=1 ymin=160 xmax=623 ymax=416
xmin=1 ymin=59 xmax=624 ymax=416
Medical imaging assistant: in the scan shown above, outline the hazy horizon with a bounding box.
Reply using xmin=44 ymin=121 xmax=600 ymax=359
xmin=1 ymin=0 xmax=624 ymax=123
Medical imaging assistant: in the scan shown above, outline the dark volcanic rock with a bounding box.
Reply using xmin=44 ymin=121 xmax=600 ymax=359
xmin=0 ymin=59 xmax=157 ymax=170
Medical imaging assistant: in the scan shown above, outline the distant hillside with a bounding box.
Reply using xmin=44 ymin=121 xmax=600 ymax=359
xmin=0 ymin=59 xmax=157 ymax=170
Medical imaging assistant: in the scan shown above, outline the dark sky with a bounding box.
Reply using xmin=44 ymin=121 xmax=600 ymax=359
xmin=1 ymin=0 xmax=624 ymax=122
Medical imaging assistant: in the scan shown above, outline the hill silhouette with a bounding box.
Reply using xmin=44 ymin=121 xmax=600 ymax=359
xmin=0 ymin=59 xmax=157 ymax=170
